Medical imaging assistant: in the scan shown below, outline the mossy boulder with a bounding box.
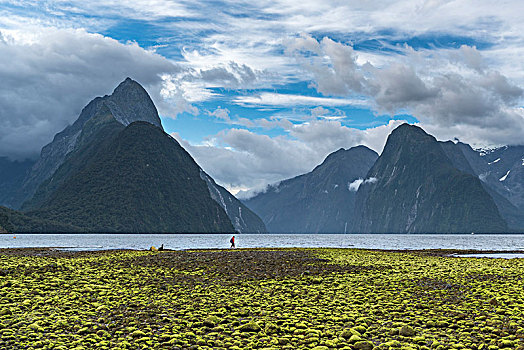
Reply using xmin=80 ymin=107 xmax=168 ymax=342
xmin=399 ymin=325 xmax=416 ymax=336
xmin=238 ymin=322 xmax=261 ymax=333
xmin=264 ymin=322 xmax=280 ymax=335
xmin=354 ymin=340 xmax=374 ymax=350
xmin=203 ymin=316 xmax=220 ymax=327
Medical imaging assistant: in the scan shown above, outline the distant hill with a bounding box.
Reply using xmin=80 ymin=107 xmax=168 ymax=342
xmin=352 ymin=124 xmax=508 ymax=233
xmin=244 ymin=146 xmax=378 ymax=233
xmin=0 ymin=205 xmax=81 ymax=233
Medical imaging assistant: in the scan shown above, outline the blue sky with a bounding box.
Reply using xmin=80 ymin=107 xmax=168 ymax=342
xmin=1 ymin=0 xmax=523 ymax=193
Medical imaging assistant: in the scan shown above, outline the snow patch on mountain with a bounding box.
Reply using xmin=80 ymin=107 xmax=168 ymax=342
xmin=499 ymin=170 xmax=510 ymax=182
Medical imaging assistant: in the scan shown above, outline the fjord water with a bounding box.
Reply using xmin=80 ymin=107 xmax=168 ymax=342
xmin=1 ymin=233 xmax=524 ymax=252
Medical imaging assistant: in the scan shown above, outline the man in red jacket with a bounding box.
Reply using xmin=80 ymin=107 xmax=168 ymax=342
xmin=230 ymin=236 xmax=235 ymax=248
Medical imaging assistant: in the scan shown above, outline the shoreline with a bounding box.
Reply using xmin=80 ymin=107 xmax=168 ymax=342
xmin=2 ymin=246 xmax=524 ymax=257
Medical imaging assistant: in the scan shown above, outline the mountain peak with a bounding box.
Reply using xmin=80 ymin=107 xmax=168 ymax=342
xmin=391 ymin=123 xmax=428 ymax=137
xmin=386 ymin=123 xmax=436 ymax=149
xmin=106 ymin=78 xmax=162 ymax=129
xmin=319 ymin=145 xmax=377 ymax=169
xmin=113 ymin=77 xmax=142 ymax=93
xmin=245 ymin=143 xmax=378 ymax=233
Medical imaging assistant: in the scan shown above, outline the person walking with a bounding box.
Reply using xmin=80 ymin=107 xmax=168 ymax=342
xmin=230 ymin=236 xmax=235 ymax=249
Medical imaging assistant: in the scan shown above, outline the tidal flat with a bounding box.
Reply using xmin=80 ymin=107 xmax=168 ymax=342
xmin=0 ymin=248 xmax=523 ymax=350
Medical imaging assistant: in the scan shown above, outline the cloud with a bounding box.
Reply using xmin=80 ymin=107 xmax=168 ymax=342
xmin=172 ymin=119 xmax=405 ymax=194
xmin=233 ymin=92 xmax=369 ymax=107
xmin=0 ymin=27 xmax=180 ymax=159
xmin=348 ymin=177 xmax=377 ymax=192
xmin=348 ymin=178 xmax=363 ymax=192
xmin=286 ymin=35 xmax=524 ymax=146
xmin=198 ymin=62 xmax=258 ymax=87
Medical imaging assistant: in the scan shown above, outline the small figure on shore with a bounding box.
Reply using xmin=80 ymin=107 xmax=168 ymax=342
xmin=159 ymin=244 xmax=164 ymax=251
xmin=230 ymin=236 xmax=235 ymax=249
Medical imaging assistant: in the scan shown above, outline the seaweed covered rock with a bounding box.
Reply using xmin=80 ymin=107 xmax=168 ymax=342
xmin=399 ymin=325 xmax=416 ymax=337
xmin=238 ymin=321 xmax=261 ymax=333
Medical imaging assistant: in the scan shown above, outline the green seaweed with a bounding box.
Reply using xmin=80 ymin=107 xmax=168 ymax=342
xmin=0 ymin=248 xmax=522 ymax=349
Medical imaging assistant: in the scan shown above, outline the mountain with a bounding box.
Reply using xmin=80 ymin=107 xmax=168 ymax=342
xmin=244 ymin=146 xmax=378 ymax=233
xmin=478 ymin=145 xmax=524 ymax=210
xmin=0 ymin=205 xmax=81 ymax=233
xmin=440 ymin=142 xmax=524 ymax=230
xmin=0 ymin=157 xmax=35 ymax=208
xmin=200 ymin=171 xmax=266 ymax=233
xmin=9 ymin=78 xmax=162 ymax=209
xmin=352 ymin=124 xmax=508 ymax=233
xmin=26 ymin=120 xmax=235 ymax=233
xmin=8 ymin=77 xmax=265 ymax=233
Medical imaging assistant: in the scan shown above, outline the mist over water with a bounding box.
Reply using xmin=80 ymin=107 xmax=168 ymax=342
xmin=2 ymin=234 xmax=524 ymax=252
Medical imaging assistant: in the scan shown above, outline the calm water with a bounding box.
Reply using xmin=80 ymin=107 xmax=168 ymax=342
xmin=1 ymin=233 xmax=524 ymax=252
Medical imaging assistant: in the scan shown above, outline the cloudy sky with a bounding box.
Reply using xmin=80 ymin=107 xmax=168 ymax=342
xmin=1 ymin=1 xmax=523 ymax=195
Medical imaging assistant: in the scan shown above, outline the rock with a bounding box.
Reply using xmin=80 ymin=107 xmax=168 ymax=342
xmin=203 ymin=316 xmax=220 ymax=327
xmin=238 ymin=322 xmax=261 ymax=333
xmin=500 ymin=340 xmax=514 ymax=348
xmin=264 ymin=322 xmax=280 ymax=335
xmin=131 ymin=330 xmax=147 ymax=338
xmin=340 ymin=329 xmax=353 ymax=339
xmin=354 ymin=341 xmax=374 ymax=350
xmin=399 ymin=325 xmax=416 ymax=337
xmin=353 ymin=325 xmax=367 ymax=334
xmin=340 ymin=328 xmax=361 ymax=339
xmin=349 ymin=334 xmax=362 ymax=343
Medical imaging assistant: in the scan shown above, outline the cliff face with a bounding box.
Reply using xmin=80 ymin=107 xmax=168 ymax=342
xmin=440 ymin=142 xmax=524 ymax=230
xmin=200 ymin=171 xmax=267 ymax=233
xmin=351 ymin=124 xmax=507 ymax=233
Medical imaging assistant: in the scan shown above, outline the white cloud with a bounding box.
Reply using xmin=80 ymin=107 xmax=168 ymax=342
xmin=172 ymin=119 xmax=404 ymax=193
xmin=0 ymin=27 xmax=178 ymax=159
xmin=286 ymin=35 xmax=524 ymax=147
xmin=348 ymin=178 xmax=363 ymax=192
xmin=233 ymin=92 xmax=369 ymax=107
xmin=348 ymin=177 xmax=377 ymax=192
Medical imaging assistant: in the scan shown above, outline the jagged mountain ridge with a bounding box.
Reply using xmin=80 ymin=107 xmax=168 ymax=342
xmin=478 ymin=145 xmax=524 ymax=210
xmin=244 ymin=146 xmax=378 ymax=233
